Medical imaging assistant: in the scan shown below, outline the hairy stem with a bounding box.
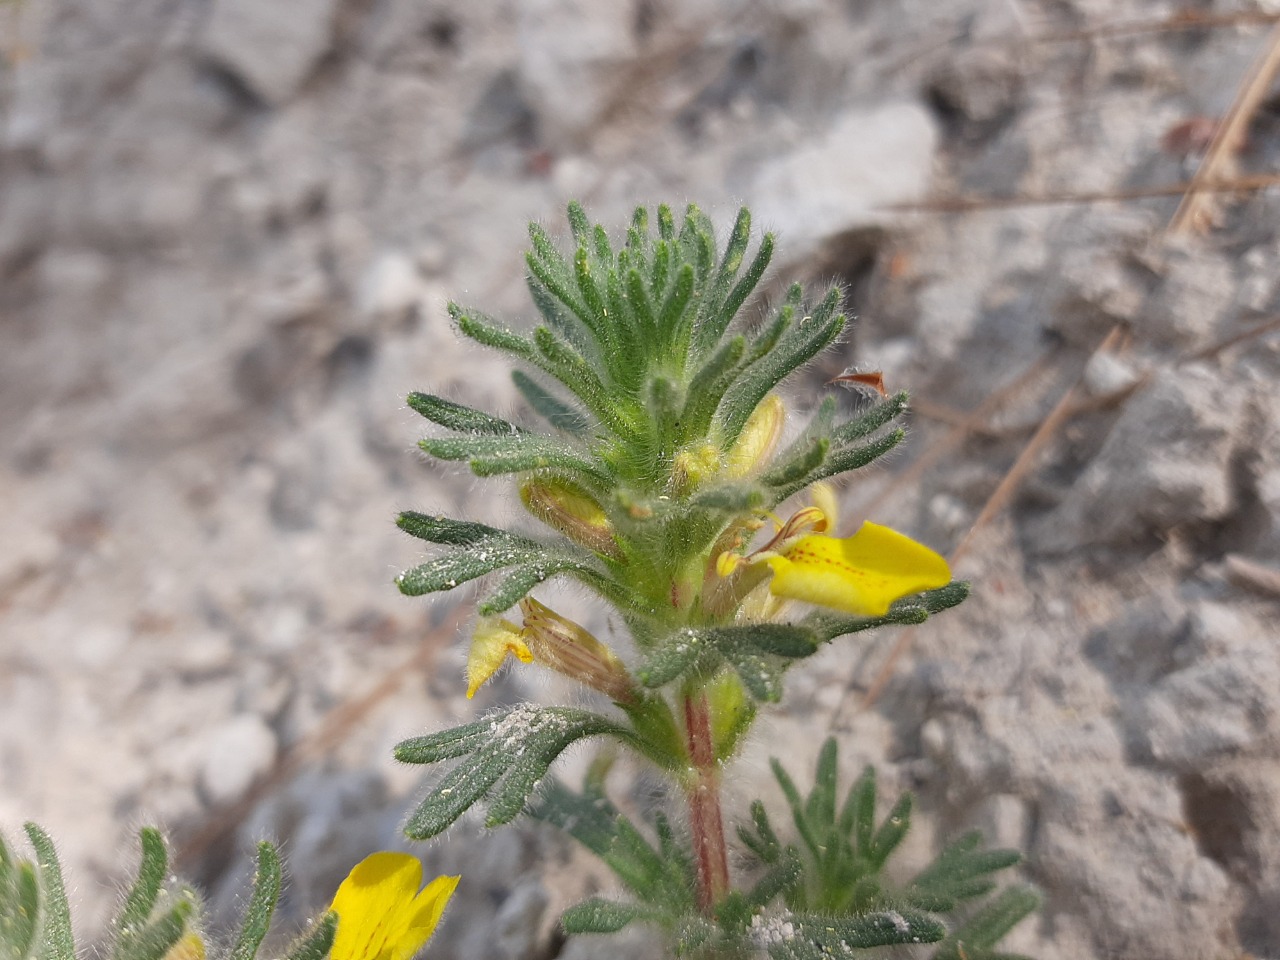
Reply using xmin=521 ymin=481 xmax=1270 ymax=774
xmin=684 ymin=689 xmax=729 ymax=912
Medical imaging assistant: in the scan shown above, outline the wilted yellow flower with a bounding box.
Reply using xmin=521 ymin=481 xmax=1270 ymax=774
xmin=465 ymin=617 xmax=532 ymax=699
xmin=519 ymin=597 xmax=634 ymax=702
xmin=330 ymin=852 xmax=458 ymax=960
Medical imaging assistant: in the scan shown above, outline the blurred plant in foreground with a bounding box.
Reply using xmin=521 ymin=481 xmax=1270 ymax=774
xmin=393 ymin=201 xmax=1039 ymax=957
xmin=0 ymin=826 xmax=455 ymax=960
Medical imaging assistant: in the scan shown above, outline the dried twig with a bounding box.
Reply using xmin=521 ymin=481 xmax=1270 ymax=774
xmin=1168 ymin=21 xmax=1280 ymax=234
xmin=886 ymin=174 xmax=1280 ymax=214
xmin=1016 ymin=9 xmax=1280 ymax=45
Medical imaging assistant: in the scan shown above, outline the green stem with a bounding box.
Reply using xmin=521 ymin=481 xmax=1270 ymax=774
xmin=683 ymin=688 xmax=729 ymax=912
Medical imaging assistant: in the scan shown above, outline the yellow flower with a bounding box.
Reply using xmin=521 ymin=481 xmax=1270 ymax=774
xmin=330 ymin=853 xmax=459 ymax=960
xmin=761 ymin=521 xmax=951 ymax=617
xmin=465 ymin=617 xmax=532 ymax=699
xmin=716 ymin=483 xmax=951 ymax=618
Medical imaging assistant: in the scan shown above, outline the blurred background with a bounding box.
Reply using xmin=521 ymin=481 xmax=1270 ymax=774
xmin=3 ymin=1 xmax=1280 ymax=958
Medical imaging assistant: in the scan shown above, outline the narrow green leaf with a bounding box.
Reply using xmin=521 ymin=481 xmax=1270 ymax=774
xmin=570 ymin=246 xmax=613 ymax=351
xmin=511 ymin=370 xmax=590 ymax=435
xmin=649 ymin=240 xmax=670 ymax=299
xmin=759 ymin=437 xmax=829 ymax=492
xmin=628 ymin=205 xmax=649 ymax=245
xmin=682 ymin=335 xmax=747 ymax=439
xmin=638 ymin=628 xmax=711 ymax=688
xmin=868 ymin=793 xmax=913 ymax=869
xmin=122 ymin=896 xmax=193 ymax=960
xmin=716 ymin=231 xmax=774 ymax=344
xmin=933 ymin=886 xmax=1040 ymax=959
xmin=687 ymin=483 xmax=766 ymax=514
xmin=657 ymin=263 xmax=695 ymax=345
xmin=566 ymin=201 xmax=591 ymax=244
xmin=657 ymin=204 xmax=675 ymax=241
xmin=772 ymin=762 xmax=822 ymax=860
xmin=395 ymin=719 xmax=491 ymax=765
xmin=559 ymin=898 xmax=643 ymax=935
xmin=404 ymin=752 xmax=506 ymax=839
xmin=706 ymin=623 xmax=817 ymax=658
xmin=532 ymin=327 xmax=636 ymax=439
xmin=394 ymin=541 xmax=540 ymax=597
xmin=727 ymin=649 xmax=785 ymax=701
xmin=718 ymin=299 xmax=846 ymax=448
xmin=692 ymin=207 xmax=754 ymax=355
xmin=830 ymin=391 xmax=909 ymax=445
xmin=477 ymin=557 xmax=599 ymax=615
xmin=804 ymin=582 xmax=971 ymax=643
xmin=228 ymin=843 xmax=281 ymax=960
xmin=747 ymin=849 xmax=802 ymax=908
xmin=625 ymin=268 xmax=658 ymax=342
xmin=527 ymin=273 xmax=587 ymax=349
xmin=114 ymin=828 xmax=167 ymax=955
xmin=799 ymin=428 xmax=904 ymax=489
xmin=3 ymin=863 xmax=40 ymax=960
xmin=23 ymin=825 xmax=73 ymax=960
xmin=283 ymin=913 xmax=336 ymax=960
xmin=407 ymin=392 xmax=524 ymax=436
xmin=747 ymin=287 xmax=800 ymax=363
xmin=842 ymin=765 xmax=877 ymax=855
xmin=451 ymin=305 xmax=539 ymax=364
xmin=789 ymin=909 xmax=947 ymax=951
xmin=592 ymin=224 xmax=613 ymax=265
xmin=396 ymin=512 xmax=530 ymax=548
xmin=808 ymin=739 xmax=839 ymax=831
xmin=419 ymin=432 xmax=609 ymax=486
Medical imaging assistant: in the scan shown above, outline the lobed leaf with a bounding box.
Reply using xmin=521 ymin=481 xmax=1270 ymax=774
xmin=400 ymin=706 xmax=635 ymax=840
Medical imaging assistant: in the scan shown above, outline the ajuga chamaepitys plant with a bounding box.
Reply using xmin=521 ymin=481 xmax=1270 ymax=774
xmin=394 ymin=202 xmax=1038 ymax=957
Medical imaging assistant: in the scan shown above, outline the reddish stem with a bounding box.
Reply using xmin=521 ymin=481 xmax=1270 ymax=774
xmin=684 ymin=689 xmax=729 ymax=912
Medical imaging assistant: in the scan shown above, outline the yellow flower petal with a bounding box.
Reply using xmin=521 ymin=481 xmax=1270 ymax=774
xmin=330 ymin=853 xmax=458 ymax=960
xmin=764 ymin=522 xmax=951 ymax=617
xmin=466 ymin=617 xmax=532 ymax=699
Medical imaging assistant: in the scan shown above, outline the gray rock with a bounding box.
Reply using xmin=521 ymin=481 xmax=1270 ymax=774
xmin=199 ymin=714 xmax=278 ymax=805
xmin=1047 ymin=365 xmax=1247 ymax=547
xmin=200 ymin=0 xmax=341 ymax=105
xmin=515 ymin=0 xmax=635 ymax=144
xmin=749 ymin=102 xmax=937 ymax=248
xmin=925 ymin=45 xmax=1024 ymax=142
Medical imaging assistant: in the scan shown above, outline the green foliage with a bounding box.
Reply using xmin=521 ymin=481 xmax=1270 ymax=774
xmin=404 ymin=202 xmax=949 ymax=633
xmin=732 ymin=739 xmax=1039 ymax=959
xmin=395 ymin=705 xmax=651 ymax=838
xmin=0 ymin=827 xmax=335 ymax=960
xmin=391 ymin=202 xmax=1033 ymax=959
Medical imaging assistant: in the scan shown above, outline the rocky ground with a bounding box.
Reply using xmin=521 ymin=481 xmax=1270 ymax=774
xmin=3 ymin=1 xmax=1280 ymax=958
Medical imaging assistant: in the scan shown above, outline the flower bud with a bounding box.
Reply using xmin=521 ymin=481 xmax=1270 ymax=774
xmin=520 ymin=477 xmax=624 ymax=562
xmin=672 ymin=442 xmax=722 ymax=495
xmin=518 ymin=597 xmax=635 ymax=703
xmin=724 ymin=394 xmax=785 ymax=479
xmin=162 ymin=934 xmax=206 ymax=960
